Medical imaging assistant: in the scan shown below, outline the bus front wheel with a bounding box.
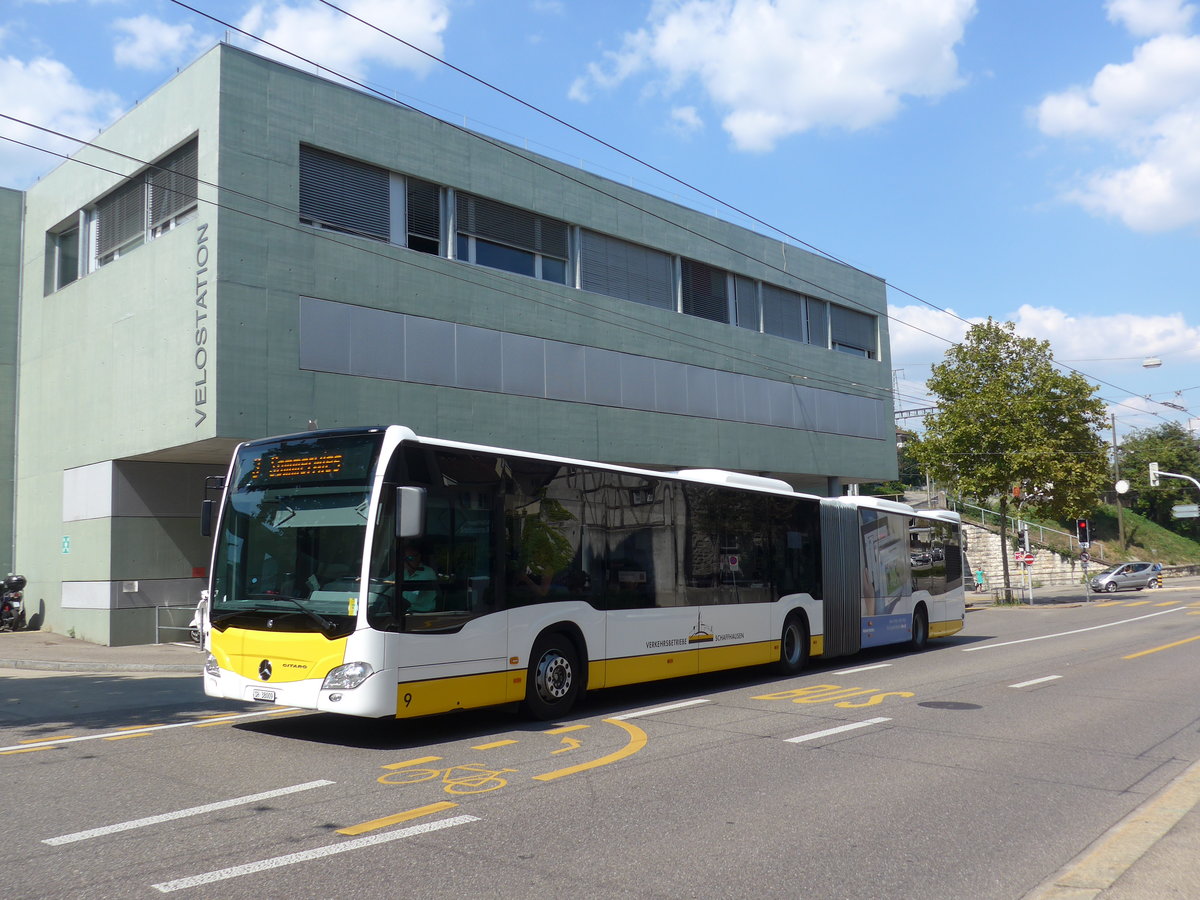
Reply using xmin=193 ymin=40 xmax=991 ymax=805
xmin=523 ymin=633 xmax=581 ymax=720
xmin=772 ymin=613 xmax=809 ymax=675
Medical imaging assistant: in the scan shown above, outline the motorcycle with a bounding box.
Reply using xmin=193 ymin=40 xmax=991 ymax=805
xmin=1 ymin=574 xmax=27 ymax=632
xmin=188 ymin=591 xmax=208 ymax=646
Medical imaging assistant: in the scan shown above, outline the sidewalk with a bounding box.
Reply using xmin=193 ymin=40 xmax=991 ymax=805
xmin=969 ymin=573 xmax=1200 ymax=608
xmin=0 ymin=629 xmax=203 ymax=673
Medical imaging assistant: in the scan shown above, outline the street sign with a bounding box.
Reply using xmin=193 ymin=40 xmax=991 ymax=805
xmin=1013 ymin=551 xmax=1034 ymax=565
xmin=1080 ymin=551 xmax=1090 ymax=563
xmin=1172 ymin=504 xmax=1200 ymax=519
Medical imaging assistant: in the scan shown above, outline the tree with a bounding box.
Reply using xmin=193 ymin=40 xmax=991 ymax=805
xmin=910 ymin=319 xmax=1109 ymax=597
xmin=1117 ymin=422 xmax=1200 ymax=540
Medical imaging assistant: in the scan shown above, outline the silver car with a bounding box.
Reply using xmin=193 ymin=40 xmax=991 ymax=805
xmin=1090 ymin=562 xmax=1156 ymax=593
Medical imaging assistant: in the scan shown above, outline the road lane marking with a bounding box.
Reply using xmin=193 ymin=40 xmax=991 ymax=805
xmin=471 ymin=740 xmax=518 ymax=750
xmin=104 ymin=732 xmax=153 ymax=741
xmin=544 ymin=724 xmax=588 ymax=734
xmin=20 ymin=734 xmax=75 ymax=744
xmin=1010 ymin=676 xmax=1062 ymax=688
xmin=962 ymin=607 xmax=1183 ymax=652
xmin=1123 ymin=634 xmax=1200 ymax=659
xmin=609 ymin=699 xmax=710 ymax=720
xmin=832 ymin=663 xmax=893 ymax=674
xmin=337 ymin=802 xmax=458 ymax=836
xmin=0 ymin=708 xmax=299 ymax=753
xmin=152 ymin=815 xmax=479 ymax=893
xmin=381 ymin=756 xmax=442 ymax=770
xmin=1153 ymin=601 xmax=1178 ymax=607
xmin=785 ymin=717 xmax=891 ymax=744
xmin=533 ymin=718 xmax=647 ymax=782
xmin=1123 ymin=600 xmax=1151 ymax=607
xmin=43 ymin=781 xmax=335 ymax=845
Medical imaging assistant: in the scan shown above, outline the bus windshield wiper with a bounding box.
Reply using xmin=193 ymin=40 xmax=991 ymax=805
xmin=243 ymin=593 xmax=336 ymax=633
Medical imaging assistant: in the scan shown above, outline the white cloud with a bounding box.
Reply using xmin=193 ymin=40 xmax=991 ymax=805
xmin=1036 ymin=23 xmax=1200 ymax=231
xmin=237 ymin=0 xmax=451 ymax=82
xmin=571 ymin=0 xmax=976 ymax=152
xmin=668 ymin=105 xmax=703 ymax=137
xmin=0 ymin=54 xmax=122 ymax=188
xmin=113 ymin=15 xmax=210 ymax=71
xmin=1106 ymin=0 xmax=1196 ymax=37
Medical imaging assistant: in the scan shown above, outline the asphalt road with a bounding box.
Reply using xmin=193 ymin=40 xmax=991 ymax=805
xmin=3 ymin=588 xmax=1200 ymax=899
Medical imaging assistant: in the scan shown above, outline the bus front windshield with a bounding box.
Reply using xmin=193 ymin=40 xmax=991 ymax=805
xmin=210 ymin=432 xmax=384 ymax=636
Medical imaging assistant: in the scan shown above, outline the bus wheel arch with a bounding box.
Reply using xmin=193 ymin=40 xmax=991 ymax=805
xmin=909 ymin=603 xmax=929 ymax=651
xmin=522 ymin=626 xmax=586 ymax=720
xmin=772 ymin=610 xmax=809 ymax=675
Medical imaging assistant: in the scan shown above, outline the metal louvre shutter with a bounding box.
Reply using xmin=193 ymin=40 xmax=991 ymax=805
xmin=95 ymin=178 xmax=146 ymax=257
xmin=580 ymin=230 xmax=673 ymax=309
xmin=807 ymin=298 xmax=829 ymax=347
xmin=819 ymin=501 xmax=862 ymax=656
xmin=148 ymin=139 xmax=198 ymax=228
xmin=406 ymin=178 xmax=441 ymax=246
xmin=761 ymin=284 xmax=804 ymax=340
xmin=298 ymin=145 xmax=389 ymax=240
xmin=733 ymin=276 xmax=758 ymax=330
xmin=830 ymin=304 xmax=876 ymax=354
xmin=680 ymin=259 xmax=729 ymax=323
xmin=456 ymin=192 xmax=568 ymax=259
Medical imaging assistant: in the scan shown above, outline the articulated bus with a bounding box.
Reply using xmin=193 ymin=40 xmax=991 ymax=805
xmin=202 ymin=425 xmax=964 ymax=720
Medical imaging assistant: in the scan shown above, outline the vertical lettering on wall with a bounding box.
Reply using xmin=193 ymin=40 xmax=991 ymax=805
xmin=194 ymin=222 xmax=210 ymax=427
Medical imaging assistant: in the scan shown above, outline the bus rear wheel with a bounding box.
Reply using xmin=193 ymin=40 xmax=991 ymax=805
xmin=523 ymin=633 xmax=581 ymax=720
xmin=909 ymin=606 xmax=929 ymax=651
xmin=772 ymin=613 xmax=808 ymax=675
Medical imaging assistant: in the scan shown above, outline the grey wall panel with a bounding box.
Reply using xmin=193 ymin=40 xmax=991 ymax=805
xmin=456 ymin=323 xmax=502 ymax=391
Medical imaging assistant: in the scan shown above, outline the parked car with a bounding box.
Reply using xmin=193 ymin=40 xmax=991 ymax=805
xmin=1089 ymin=561 xmax=1156 ymax=593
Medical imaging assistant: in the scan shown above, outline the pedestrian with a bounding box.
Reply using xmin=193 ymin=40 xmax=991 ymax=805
xmin=974 ymin=568 xmax=985 ymax=593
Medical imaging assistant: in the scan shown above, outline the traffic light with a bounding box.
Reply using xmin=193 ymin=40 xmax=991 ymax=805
xmin=1149 ymin=462 xmax=1160 ymax=487
xmin=1077 ymin=519 xmax=1091 ymax=546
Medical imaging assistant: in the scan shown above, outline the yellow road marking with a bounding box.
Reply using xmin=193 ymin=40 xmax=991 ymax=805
xmin=19 ymin=735 xmax=75 ymax=744
xmin=0 ymin=745 xmax=57 ymax=755
xmin=1095 ymin=601 xmax=1121 ymax=607
xmin=113 ymin=724 xmax=163 ymax=731
xmin=533 ymin=718 xmax=647 ymax=782
xmin=1153 ymin=601 xmax=1177 ymax=607
xmin=337 ymin=802 xmax=459 ymax=836
xmin=1124 ymin=634 xmax=1200 ymax=659
xmin=544 ymin=724 xmax=588 ymax=735
xmin=1124 ymin=600 xmax=1151 ymax=607
xmin=552 ymin=737 xmax=582 ymax=754
xmin=471 ymin=740 xmax=519 ymax=750
xmin=105 ymin=732 xmax=153 ymax=741
xmin=381 ymin=755 xmax=443 ymax=770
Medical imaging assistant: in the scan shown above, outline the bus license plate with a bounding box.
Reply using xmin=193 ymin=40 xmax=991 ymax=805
xmin=251 ymin=688 xmax=276 ymax=702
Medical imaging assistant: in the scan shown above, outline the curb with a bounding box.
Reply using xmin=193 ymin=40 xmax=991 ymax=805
xmin=0 ymin=658 xmax=202 ymax=674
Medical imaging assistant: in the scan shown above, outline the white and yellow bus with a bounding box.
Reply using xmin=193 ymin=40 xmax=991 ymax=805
xmin=202 ymin=426 xmax=963 ymax=719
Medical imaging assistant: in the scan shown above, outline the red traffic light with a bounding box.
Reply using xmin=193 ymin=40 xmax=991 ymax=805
xmin=1077 ymin=519 xmax=1091 ymax=544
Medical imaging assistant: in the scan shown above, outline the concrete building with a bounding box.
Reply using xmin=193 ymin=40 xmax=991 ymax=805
xmin=7 ymin=44 xmax=896 ymax=645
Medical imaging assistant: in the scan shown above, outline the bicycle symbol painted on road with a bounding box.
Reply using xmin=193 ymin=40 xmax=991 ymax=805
xmin=378 ymin=763 xmax=516 ymax=794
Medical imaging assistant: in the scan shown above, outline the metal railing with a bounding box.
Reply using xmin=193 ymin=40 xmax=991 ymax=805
xmin=154 ymin=604 xmax=199 ymax=645
xmin=947 ymin=498 xmax=1104 ymax=562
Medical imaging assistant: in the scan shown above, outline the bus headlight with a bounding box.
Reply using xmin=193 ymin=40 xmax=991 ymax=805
xmin=204 ymin=653 xmax=220 ymax=677
xmin=322 ymin=661 xmax=374 ymax=691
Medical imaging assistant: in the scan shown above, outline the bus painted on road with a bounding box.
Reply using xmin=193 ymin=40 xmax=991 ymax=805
xmin=202 ymin=426 xmax=963 ymax=719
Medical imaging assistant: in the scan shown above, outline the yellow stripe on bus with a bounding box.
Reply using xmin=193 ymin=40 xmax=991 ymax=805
xmin=930 ymin=619 xmax=964 ymax=639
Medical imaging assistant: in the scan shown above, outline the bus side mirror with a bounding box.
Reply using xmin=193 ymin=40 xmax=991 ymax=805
xmin=201 ymin=499 xmax=215 ymax=537
xmin=396 ymin=486 xmax=426 ymax=538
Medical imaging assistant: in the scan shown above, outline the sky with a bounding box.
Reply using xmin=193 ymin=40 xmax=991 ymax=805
xmin=2 ymin=0 xmax=1199 ymax=441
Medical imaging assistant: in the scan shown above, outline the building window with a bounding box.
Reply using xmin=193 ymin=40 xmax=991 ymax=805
xmin=94 ymin=177 xmax=146 ymax=265
xmin=298 ymin=144 xmax=390 ymax=241
xmin=455 ymin=192 xmax=568 ymax=284
xmin=830 ymin=304 xmax=877 ymax=358
xmin=51 ymin=224 xmax=81 ymax=290
xmin=405 ymin=177 xmax=441 ymax=255
xmin=762 ymin=283 xmax=808 ymax=341
xmin=807 ymin=297 xmax=829 ymax=348
xmin=681 ymin=259 xmax=729 ymax=323
xmin=148 ymin=139 xmax=198 ymax=235
xmin=580 ymin=230 xmax=674 ymax=309
xmin=733 ymin=276 xmax=760 ymax=331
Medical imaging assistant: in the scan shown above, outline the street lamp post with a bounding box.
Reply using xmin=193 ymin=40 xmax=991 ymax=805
xmin=1112 ymin=413 xmax=1126 ymax=549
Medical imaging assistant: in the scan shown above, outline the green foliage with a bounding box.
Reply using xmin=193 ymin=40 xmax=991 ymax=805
xmin=911 ymin=319 xmax=1108 ymax=519
xmin=1117 ymin=422 xmax=1200 ymax=540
